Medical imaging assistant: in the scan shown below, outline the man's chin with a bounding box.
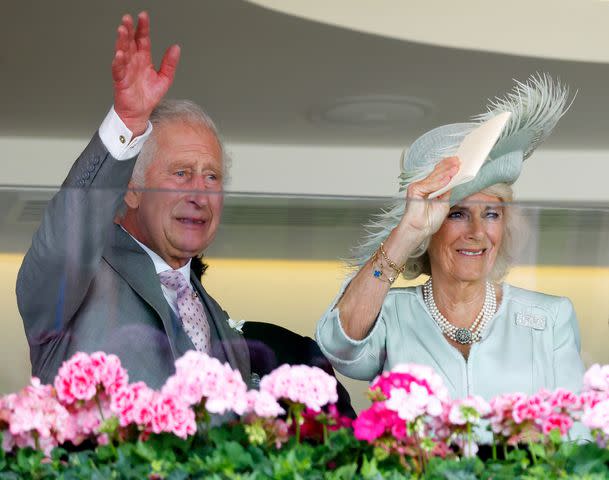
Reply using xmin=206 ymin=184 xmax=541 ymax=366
xmin=178 ymin=245 xmax=207 ymax=258
xmin=169 ymin=230 xmax=215 ymax=256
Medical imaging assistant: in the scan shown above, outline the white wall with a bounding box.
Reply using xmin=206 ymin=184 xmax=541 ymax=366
xmin=2 ymin=136 xmax=608 ymax=202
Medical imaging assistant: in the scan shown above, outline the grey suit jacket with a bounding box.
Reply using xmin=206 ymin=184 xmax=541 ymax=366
xmin=16 ymin=133 xmax=250 ymax=389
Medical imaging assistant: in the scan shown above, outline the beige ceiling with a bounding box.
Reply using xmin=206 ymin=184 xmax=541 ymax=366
xmin=248 ymin=0 xmax=609 ymax=63
xmin=2 ymin=0 xmax=609 ymax=149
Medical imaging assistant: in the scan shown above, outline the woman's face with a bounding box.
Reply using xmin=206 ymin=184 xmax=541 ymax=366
xmin=427 ymin=192 xmax=504 ymax=283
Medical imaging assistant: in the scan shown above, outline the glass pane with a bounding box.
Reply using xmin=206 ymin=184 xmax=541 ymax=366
xmin=2 ymin=186 xmax=608 ymax=412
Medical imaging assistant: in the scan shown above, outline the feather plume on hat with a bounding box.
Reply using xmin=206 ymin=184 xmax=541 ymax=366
xmin=350 ymin=73 xmax=573 ymax=270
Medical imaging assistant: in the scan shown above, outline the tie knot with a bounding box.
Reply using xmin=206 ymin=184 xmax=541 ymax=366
xmin=159 ymin=270 xmax=190 ymax=292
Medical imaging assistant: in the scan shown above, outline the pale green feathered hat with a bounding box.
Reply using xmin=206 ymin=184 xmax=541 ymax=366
xmin=351 ymin=73 xmax=572 ymax=268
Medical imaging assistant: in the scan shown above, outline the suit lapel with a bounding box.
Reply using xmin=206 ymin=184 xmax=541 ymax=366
xmin=103 ymin=224 xmax=183 ymax=360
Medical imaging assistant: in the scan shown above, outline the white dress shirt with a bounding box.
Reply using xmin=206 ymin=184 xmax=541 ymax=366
xmin=98 ymin=107 xmax=152 ymax=160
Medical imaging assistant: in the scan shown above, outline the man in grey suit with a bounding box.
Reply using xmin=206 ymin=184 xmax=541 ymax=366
xmin=16 ymin=12 xmax=250 ymax=388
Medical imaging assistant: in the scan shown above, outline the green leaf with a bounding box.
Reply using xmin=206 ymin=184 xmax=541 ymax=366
xmin=6 ymin=422 xmax=609 ymax=479
xmin=325 ymin=463 xmax=358 ymax=480
xmin=135 ymin=440 xmax=158 ymax=462
xmin=95 ymin=444 xmax=117 ymax=463
xmin=426 ymin=456 xmax=485 ymax=480
xmin=166 ymin=469 xmax=190 ymax=480
xmin=222 ymin=441 xmax=254 ymax=470
xmin=372 ymin=446 xmax=389 ymax=463
xmin=98 ymin=416 xmax=120 ymax=436
xmin=208 ymin=424 xmax=247 ymax=446
xmin=0 ymin=434 xmax=5 ymax=472
xmin=528 ymin=442 xmax=547 ymax=460
xmin=566 ymin=442 xmax=609 ymax=476
xmin=360 ymin=455 xmax=381 ymax=479
xmin=15 ymin=447 xmax=44 ymax=475
xmin=548 ymin=428 xmax=563 ymax=445
xmin=269 ymin=444 xmax=315 ymax=478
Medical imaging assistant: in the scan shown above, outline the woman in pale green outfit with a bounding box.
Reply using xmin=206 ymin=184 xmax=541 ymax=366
xmin=316 ymin=75 xmax=585 ymax=401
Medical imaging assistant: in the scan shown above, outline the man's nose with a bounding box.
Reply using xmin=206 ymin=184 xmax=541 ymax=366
xmin=184 ymin=175 xmax=210 ymax=206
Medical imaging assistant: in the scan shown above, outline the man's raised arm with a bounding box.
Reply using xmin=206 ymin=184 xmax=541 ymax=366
xmin=16 ymin=12 xmax=179 ymax=346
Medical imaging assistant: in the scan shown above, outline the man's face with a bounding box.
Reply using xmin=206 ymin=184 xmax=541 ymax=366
xmin=123 ymin=120 xmax=224 ymax=269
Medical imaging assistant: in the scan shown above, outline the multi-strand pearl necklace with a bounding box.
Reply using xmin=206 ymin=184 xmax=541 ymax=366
xmin=422 ymin=278 xmax=496 ymax=345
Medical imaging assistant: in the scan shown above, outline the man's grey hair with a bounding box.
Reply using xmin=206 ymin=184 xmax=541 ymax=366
xmin=402 ymin=183 xmax=527 ymax=282
xmin=130 ymin=99 xmax=231 ymax=187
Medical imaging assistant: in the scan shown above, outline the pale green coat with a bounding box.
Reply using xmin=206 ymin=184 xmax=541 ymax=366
xmin=316 ymin=283 xmax=585 ymax=400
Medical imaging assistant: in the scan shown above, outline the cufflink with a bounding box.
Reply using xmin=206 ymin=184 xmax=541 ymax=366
xmin=119 ymin=135 xmax=126 ymax=144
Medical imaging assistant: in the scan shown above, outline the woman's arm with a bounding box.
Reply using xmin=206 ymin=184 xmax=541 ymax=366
xmin=336 ymin=157 xmax=460 ymax=340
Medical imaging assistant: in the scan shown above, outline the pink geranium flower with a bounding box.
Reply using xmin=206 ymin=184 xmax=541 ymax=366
xmin=371 ymin=364 xmax=449 ymax=403
xmin=385 ymin=384 xmax=443 ymax=422
xmin=64 ymin=398 xmax=112 ymax=445
xmin=54 ymin=352 xmax=128 ymax=405
xmin=1 ymin=378 xmax=71 ymax=456
xmin=110 ymin=382 xmax=155 ymax=427
xmin=245 ymin=390 xmax=285 ymax=418
xmin=149 ymin=392 xmax=196 ymax=439
xmin=162 ymin=351 xmax=249 ymax=415
xmin=448 ymin=396 xmax=491 ymax=426
xmin=580 ymin=390 xmax=605 ymax=410
xmin=353 ymin=402 xmax=396 ymax=442
xmin=582 ymin=398 xmax=609 ymax=439
xmin=90 ymin=352 xmax=129 ymax=396
xmin=259 ymin=364 xmax=338 ymax=412
xmin=584 ymin=364 xmax=609 ymax=394
xmin=541 ymin=412 xmax=573 ymax=435
xmin=54 ymin=353 xmax=99 ymax=404
xmin=512 ymin=393 xmax=551 ymax=425
xmin=354 ymin=363 xmax=449 ymax=450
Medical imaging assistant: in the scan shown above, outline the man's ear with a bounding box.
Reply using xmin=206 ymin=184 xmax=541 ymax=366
xmin=123 ymin=180 xmax=141 ymax=209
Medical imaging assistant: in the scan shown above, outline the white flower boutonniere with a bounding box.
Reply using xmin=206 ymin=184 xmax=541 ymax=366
xmin=227 ymin=318 xmax=245 ymax=334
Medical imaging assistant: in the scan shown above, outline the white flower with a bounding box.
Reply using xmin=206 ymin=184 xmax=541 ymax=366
xmin=386 ymin=384 xmax=438 ymax=423
xmin=227 ymin=318 xmax=245 ymax=334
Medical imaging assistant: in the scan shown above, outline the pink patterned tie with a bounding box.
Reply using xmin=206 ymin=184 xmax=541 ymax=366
xmin=158 ymin=270 xmax=211 ymax=353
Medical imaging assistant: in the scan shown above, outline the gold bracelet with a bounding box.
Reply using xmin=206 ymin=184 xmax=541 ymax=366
xmin=379 ymin=242 xmax=405 ymax=275
xmin=371 ymin=252 xmax=398 ymax=284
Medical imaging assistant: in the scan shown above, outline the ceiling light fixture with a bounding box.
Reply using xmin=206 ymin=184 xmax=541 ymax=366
xmin=309 ymin=95 xmax=433 ymax=129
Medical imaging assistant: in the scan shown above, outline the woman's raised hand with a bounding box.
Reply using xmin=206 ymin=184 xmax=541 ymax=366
xmin=399 ymin=156 xmax=460 ymax=239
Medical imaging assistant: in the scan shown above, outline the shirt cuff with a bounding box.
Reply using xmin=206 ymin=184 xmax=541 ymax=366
xmin=98 ymin=107 xmax=153 ymax=160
